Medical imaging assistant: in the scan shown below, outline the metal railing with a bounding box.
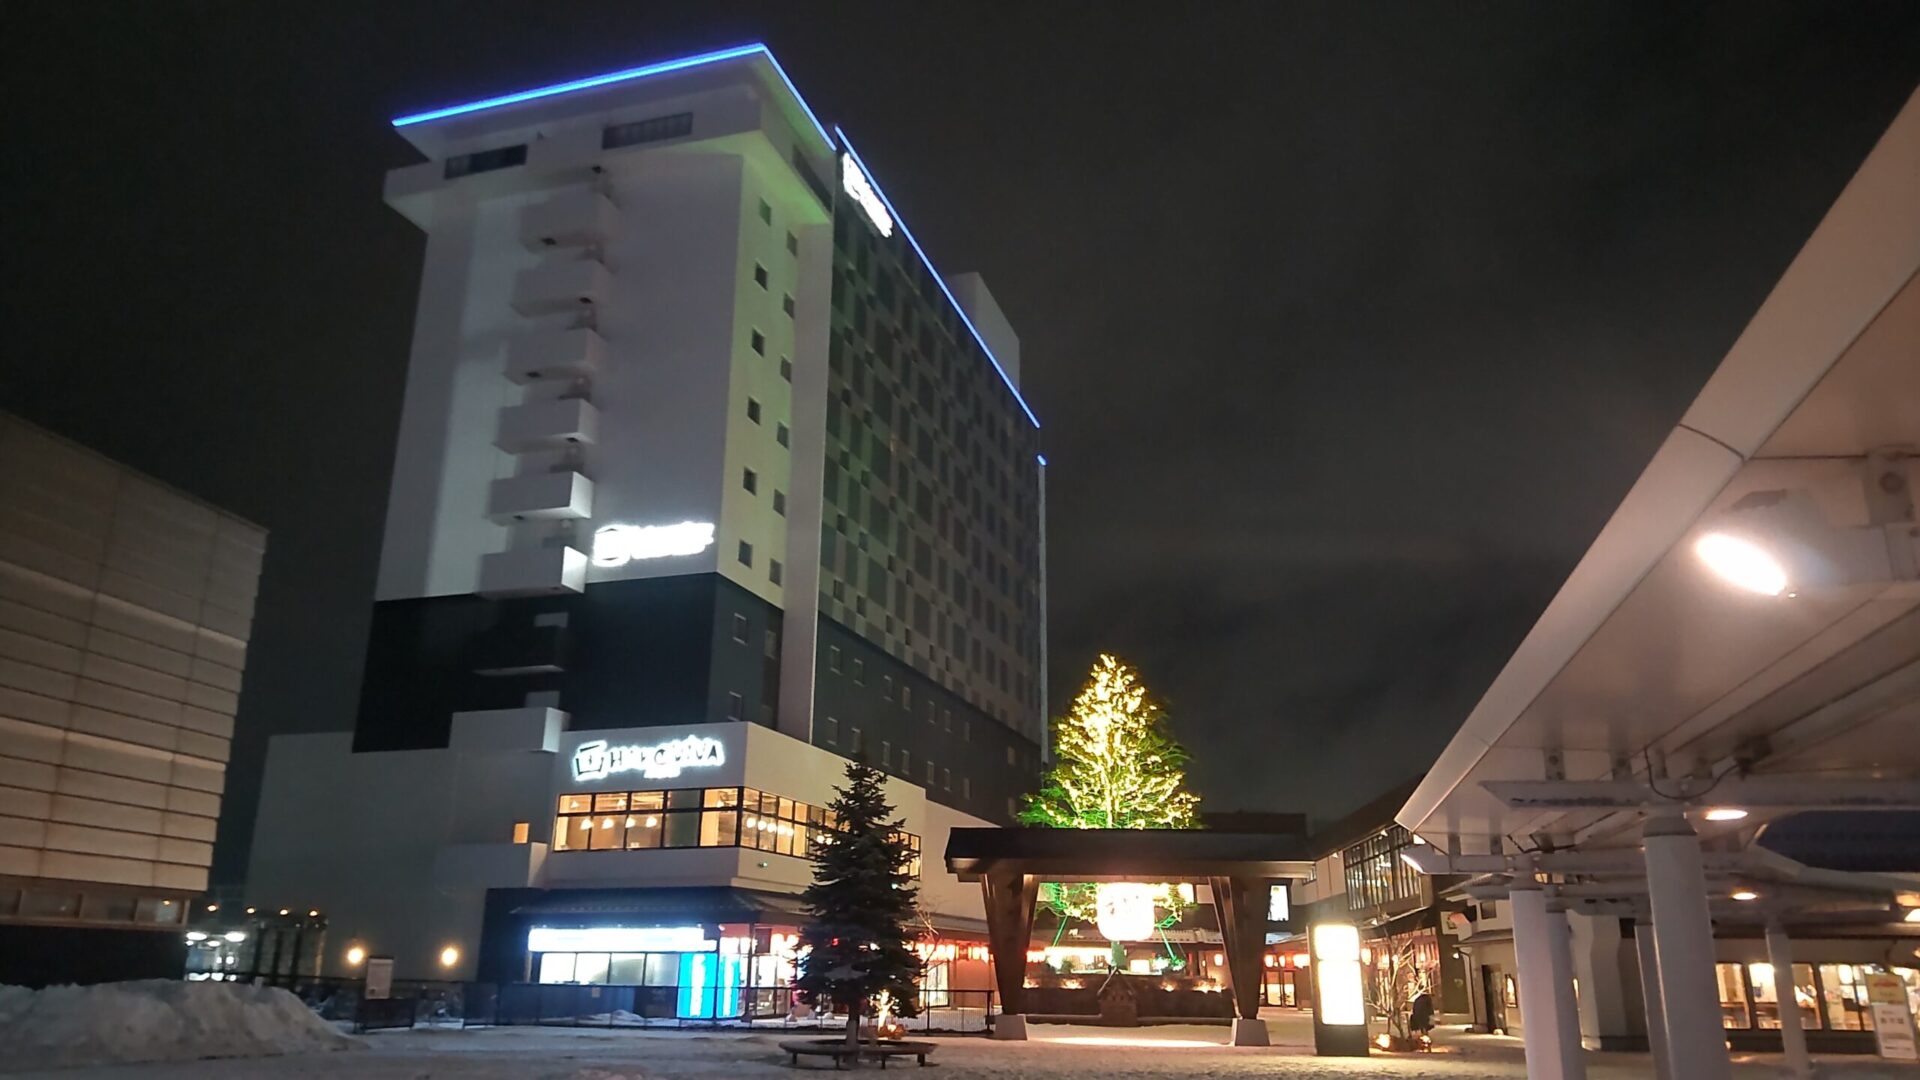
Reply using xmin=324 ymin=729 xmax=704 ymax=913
xmin=245 ymin=975 xmax=995 ymax=1034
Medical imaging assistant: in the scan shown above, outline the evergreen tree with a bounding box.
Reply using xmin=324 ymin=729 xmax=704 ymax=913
xmin=796 ymin=759 xmax=924 ymax=1047
xmin=1022 ymin=653 xmax=1200 ymax=830
xmin=1020 ymin=654 xmax=1201 ymax=928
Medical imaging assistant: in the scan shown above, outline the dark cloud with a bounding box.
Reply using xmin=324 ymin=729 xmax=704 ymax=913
xmin=4 ymin=3 xmax=1916 ymax=874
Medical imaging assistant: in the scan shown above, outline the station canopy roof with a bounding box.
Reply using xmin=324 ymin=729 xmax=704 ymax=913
xmin=1399 ymin=88 xmax=1920 ymax=861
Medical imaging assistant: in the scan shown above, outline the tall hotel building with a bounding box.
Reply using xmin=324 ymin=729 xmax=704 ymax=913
xmin=248 ymin=45 xmax=1047 ymax=998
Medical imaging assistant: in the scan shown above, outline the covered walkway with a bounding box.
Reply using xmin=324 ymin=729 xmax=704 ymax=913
xmin=1397 ymin=87 xmax=1920 ymax=1078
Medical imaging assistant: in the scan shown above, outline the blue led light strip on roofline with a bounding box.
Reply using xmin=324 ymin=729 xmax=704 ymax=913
xmin=391 ymin=43 xmax=834 ymax=151
xmin=836 ymin=127 xmax=1042 ymax=430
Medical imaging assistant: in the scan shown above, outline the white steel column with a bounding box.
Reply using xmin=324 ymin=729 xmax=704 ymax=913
xmin=1642 ymin=813 xmax=1732 ymax=1080
xmin=1765 ymin=919 xmax=1811 ymax=1078
xmin=1509 ymin=881 xmax=1588 ymax=1080
xmin=1634 ymin=921 xmax=1673 ymax=1080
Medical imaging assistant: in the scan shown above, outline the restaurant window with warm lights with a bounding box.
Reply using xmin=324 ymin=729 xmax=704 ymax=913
xmin=551 ymin=785 xmax=919 ymax=874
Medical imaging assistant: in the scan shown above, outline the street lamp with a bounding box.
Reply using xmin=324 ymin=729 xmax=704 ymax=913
xmin=1693 ymin=485 xmax=1918 ymax=598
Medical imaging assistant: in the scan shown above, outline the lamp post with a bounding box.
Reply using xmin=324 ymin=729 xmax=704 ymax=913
xmin=1310 ymin=922 xmax=1369 ymax=1056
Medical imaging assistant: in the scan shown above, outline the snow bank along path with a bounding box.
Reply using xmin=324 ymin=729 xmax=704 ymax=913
xmin=0 ymin=980 xmax=360 ymax=1071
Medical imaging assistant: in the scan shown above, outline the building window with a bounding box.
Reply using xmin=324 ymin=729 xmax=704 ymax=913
xmin=823 ymin=716 xmax=838 ymax=744
xmin=602 ymin=111 xmax=692 ymax=149
xmin=738 ymin=541 xmax=753 ymax=567
xmin=879 ymin=741 xmax=890 ymax=769
xmin=942 ymin=709 xmax=951 ymax=731
xmin=773 ymin=491 xmax=786 ymax=516
xmin=747 ymin=399 xmax=762 ymax=423
xmin=1502 ymin=975 xmax=1518 ymax=1010
xmin=899 ymin=749 xmax=911 ymax=776
xmin=941 ymin=767 xmax=951 ymax=791
xmin=730 ymin=614 xmax=749 ymax=643
xmin=786 ymin=231 xmax=799 ymax=255
xmin=776 ymin=423 xmax=790 ymax=448
xmin=750 ymin=330 xmax=766 ymax=355
xmin=444 ymin=143 xmax=527 ymax=179
xmin=962 ymin=776 xmax=971 ymax=800
xmin=769 ymin=559 xmax=783 ymax=586
xmin=1342 ymin=825 xmax=1423 ymax=913
xmin=511 ymin=822 xmax=531 ymax=844
xmin=757 ymin=198 xmax=772 ymax=225
xmin=726 ymin=692 xmax=744 ymax=720
xmin=850 ymin=727 xmax=863 ymax=753
xmin=828 ymin=646 xmax=842 ymax=673
xmin=753 ymin=264 xmax=769 ymax=289
xmin=900 ymin=686 xmax=912 ymax=711
xmin=782 ymin=294 xmax=795 ymax=318
xmin=780 ymin=358 xmax=793 ymax=382
xmin=743 ymin=468 xmax=758 ymax=494
xmin=1819 ymin=964 xmax=1871 ymax=1031
xmin=853 ymin=659 xmax=865 ymax=685
xmin=1005 ymin=746 xmax=1015 ymax=766
xmin=924 ymin=760 xmax=935 ymax=786
xmin=550 ymin=787 xmax=919 ymax=874
xmin=881 ymin=676 xmax=893 ymax=701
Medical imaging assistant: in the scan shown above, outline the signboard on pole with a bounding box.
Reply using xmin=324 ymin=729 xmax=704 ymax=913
xmin=1866 ymin=972 xmax=1918 ymax=1061
xmin=364 ymin=956 xmax=395 ymax=1001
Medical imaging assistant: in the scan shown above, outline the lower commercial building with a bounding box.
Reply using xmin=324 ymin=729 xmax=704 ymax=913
xmin=0 ymin=414 xmax=266 ymax=985
xmin=245 ymin=717 xmax=997 ymax=1016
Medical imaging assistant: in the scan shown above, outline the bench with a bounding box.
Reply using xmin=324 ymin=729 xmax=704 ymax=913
xmin=779 ymin=1038 xmax=936 ymax=1069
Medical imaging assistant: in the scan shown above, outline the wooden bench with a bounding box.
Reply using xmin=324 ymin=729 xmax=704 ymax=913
xmin=779 ymin=1038 xmax=936 ymax=1069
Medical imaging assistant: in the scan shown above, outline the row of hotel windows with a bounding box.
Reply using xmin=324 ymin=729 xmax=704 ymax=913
xmin=1714 ymin=962 xmax=1918 ymax=1032
xmin=549 ymin=786 xmax=921 ymax=876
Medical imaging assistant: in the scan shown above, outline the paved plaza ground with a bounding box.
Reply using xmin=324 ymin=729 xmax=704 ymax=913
xmin=10 ymin=1013 xmax=1912 ymax=1078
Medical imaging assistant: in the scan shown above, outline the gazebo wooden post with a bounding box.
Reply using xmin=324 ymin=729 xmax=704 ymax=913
xmin=1209 ymin=874 xmax=1272 ymax=1045
xmin=981 ymin=866 xmax=1039 ymax=1040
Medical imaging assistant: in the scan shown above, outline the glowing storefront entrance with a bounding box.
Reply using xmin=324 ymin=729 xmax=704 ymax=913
xmin=528 ymin=924 xmax=758 ymax=1020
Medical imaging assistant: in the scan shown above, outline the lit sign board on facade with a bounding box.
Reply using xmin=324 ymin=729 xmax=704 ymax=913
xmin=527 ymin=926 xmax=715 ymax=953
xmin=840 ymin=154 xmax=894 ymax=237
xmin=591 ymin=522 xmax=715 ymax=568
xmin=571 ymin=735 xmax=726 ymax=783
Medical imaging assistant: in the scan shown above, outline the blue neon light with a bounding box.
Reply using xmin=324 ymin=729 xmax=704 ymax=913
xmin=835 ymin=128 xmax=1043 ymax=430
xmin=392 ymin=43 xmax=832 ymax=150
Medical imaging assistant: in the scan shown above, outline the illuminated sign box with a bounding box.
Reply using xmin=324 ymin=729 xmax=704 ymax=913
xmin=1311 ymin=922 xmax=1370 ymax=1056
xmin=591 ymin=521 xmax=714 ymax=567
xmin=571 ymin=735 xmax=725 ymax=782
xmin=527 ymin=926 xmax=715 ymax=953
xmin=840 ymin=154 xmax=894 ymax=237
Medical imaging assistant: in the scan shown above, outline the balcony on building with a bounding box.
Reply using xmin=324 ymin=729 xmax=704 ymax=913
xmin=511 ymin=259 xmax=613 ymax=317
xmin=487 ymin=470 xmax=593 ymax=521
xmin=519 ymin=189 xmax=620 ymax=252
xmin=507 ymin=327 xmax=606 ymax=384
xmin=495 ymin=397 xmax=599 ymax=453
xmin=478 ymin=545 xmax=588 ymax=597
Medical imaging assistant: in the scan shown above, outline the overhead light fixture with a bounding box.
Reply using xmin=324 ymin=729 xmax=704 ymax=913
xmin=1903 ymin=908 xmax=1920 ymax=924
xmin=1731 ymin=890 xmax=1760 ymax=902
xmin=346 ymin=945 xmax=367 ymax=966
xmin=1703 ymin=807 xmax=1749 ymax=822
xmin=224 ymin=930 xmax=247 ymax=943
xmin=1694 ymin=471 xmax=1918 ymax=598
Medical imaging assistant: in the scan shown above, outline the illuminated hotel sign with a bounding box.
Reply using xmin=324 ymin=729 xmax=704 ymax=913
xmin=571 ymin=736 xmax=726 ymax=782
xmin=840 ymin=154 xmax=894 ymax=237
xmin=591 ymin=521 xmax=715 ymax=567
xmin=528 ymin=925 xmax=714 ymax=953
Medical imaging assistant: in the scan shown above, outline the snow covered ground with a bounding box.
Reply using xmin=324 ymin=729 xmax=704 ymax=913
xmin=0 ymin=981 xmax=357 ymax=1073
xmin=9 ymin=1012 xmax=1916 ymax=1078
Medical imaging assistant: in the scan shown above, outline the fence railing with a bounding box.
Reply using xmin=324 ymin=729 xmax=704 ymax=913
xmin=245 ymin=975 xmax=995 ymax=1034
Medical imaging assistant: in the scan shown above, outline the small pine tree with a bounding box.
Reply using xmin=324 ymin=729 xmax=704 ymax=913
xmin=1021 ymin=654 xmax=1201 ymax=928
xmin=796 ymin=759 xmax=924 ymax=1047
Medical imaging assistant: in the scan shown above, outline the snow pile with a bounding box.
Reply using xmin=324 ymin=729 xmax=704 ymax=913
xmin=0 ymin=979 xmax=360 ymax=1070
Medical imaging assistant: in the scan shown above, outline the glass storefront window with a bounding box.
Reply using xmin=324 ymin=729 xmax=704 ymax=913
xmin=550 ymin=786 xmax=918 ymax=870
xmin=1819 ymin=964 xmax=1871 ymax=1031
xmin=1716 ymin=964 xmax=1750 ymax=1028
xmin=609 ymin=954 xmax=646 ymax=984
xmin=574 ymin=953 xmax=611 ymax=985
xmin=1748 ymin=962 xmax=1820 ymax=1030
xmin=539 ymin=953 xmax=576 ymax=983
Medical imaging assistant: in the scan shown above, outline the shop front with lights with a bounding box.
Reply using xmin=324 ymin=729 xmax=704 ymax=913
xmin=249 ymin=720 xmax=999 ymax=1016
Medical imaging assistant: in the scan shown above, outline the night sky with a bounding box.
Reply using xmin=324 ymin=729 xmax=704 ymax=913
xmin=6 ymin=3 xmax=1918 ymax=883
